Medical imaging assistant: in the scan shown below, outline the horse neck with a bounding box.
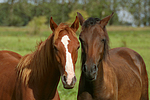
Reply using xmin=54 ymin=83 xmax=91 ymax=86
xmin=83 ymin=61 xmax=105 ymax=97
xmin=30 ymin=36 xmax=60 ymax=80
xmin=17 ymin=35 xmax=60 ymax=98
xmin=84 ymin=60 xmax=116 ymax=99
xmin=93 ymin=61 xmax=104 ymax=87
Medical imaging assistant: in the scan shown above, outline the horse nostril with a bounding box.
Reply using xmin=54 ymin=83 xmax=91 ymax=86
xmin=62 ymin=75 xmax=67 ymax=83
xmin=91 ymin=65 xmax=97 ymax=72
xmin=94 ymin=65 xmax=97 ymax=71
xmin=83 ymin=64 xmax=87 ymax=72
xmin=72 ymin=76 xmax=77 ymax=85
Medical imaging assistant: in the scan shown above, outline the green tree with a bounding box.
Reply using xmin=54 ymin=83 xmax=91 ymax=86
xmin=0 ymin=3 xmax=10 ymax=26
xmin=28 ymin=16 xmax=47 ymax=35
xmin=67 ymin=9 xmax=89 ymax=24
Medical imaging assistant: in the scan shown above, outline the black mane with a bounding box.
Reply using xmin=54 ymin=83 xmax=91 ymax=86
xmin=83 ymin=17 xmax=101 ymax=28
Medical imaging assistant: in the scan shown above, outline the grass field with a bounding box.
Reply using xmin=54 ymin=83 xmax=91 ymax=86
xmin=0 ymin=26 xmax=150 ymax=99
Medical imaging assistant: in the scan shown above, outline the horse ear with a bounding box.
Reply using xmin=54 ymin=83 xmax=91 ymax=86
xmin=99 ymin=12 xmax=114 ymax=28
xmin=71 ymin=16 xmax=79 ymax=32
xmin=77 ymin=12 xmax=85 ymax=26
xmin=50 ymin=17 xmax=58 ymax=32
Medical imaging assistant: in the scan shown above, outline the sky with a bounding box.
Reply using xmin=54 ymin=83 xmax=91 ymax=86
xmin=0 ymin=0 xmax=4 ymax=3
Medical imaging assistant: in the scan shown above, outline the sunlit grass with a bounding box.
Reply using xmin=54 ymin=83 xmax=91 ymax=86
xmin=0 ymin=26 xmax=150 ymax=99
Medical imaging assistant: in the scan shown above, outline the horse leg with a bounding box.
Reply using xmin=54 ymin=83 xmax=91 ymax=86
xmin=140 ymin=76 xmax=149 ymax=100
xmin=52 ymin=90 xmax=60 ymax=100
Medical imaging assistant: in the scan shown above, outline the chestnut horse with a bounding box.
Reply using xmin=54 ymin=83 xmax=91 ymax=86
xmin=77 ymin=12 xmax=149 ymax=100
xmin=0 ymin=16 xmax=80 ymax=100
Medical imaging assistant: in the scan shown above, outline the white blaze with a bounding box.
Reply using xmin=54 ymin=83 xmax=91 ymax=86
xmin=61 ymin=35 xmax=75 ymax=85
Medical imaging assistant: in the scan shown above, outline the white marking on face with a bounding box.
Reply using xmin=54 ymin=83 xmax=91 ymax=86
xmin=61 ymin=35 xmax=75 ymax=85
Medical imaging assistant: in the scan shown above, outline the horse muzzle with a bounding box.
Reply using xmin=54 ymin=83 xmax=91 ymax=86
xmin=82 ymin=64 xmax=98 ymax=81
xmin=61 ymin=75 xmax=77 ymax=89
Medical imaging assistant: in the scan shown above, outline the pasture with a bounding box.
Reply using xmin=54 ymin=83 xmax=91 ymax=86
xmin=0 ymin=26 xmax=150 ymax=100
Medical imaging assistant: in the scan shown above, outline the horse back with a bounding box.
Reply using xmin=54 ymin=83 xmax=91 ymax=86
xmin=109 ymin=47 xmax=148 ymax=100
xmin=0 ymin=50 xmax=22 ymax=100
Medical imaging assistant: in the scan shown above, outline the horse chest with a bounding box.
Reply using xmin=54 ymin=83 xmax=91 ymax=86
xmin=78 ymin=70 xmax=117 ymax=100
xmin=78 ymin=90 xmax=114 ymax=100
xmin=78 ymin=83 xmax=116 ymax=100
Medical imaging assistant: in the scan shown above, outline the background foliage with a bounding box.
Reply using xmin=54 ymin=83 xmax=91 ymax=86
xmin=0 ymin=0 xmax=150 ymax=27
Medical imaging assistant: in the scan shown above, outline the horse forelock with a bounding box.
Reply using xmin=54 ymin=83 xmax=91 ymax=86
xmin=53 ymin=23 xmax=77 ymax=44
xmin=82 ymin=17 xmax=101 ymax=29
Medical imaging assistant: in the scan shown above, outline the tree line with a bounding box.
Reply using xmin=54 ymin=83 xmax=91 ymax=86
xmin=0 ymin=0 xmax=149 ymax=26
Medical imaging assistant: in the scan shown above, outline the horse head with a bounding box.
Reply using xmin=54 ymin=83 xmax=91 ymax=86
xmin=77 ymin=12 xmax=113 ymax=81
xmin=50 ymin=16 xmax=80 ymax=88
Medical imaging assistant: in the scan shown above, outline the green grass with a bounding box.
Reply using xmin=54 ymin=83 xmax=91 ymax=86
xmin=0 ymin=26 xmax=150 ymax=99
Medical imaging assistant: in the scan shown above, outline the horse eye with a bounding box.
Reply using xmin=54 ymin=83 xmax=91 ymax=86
xmin=101 ymin=39 xmax=106 ymax=42
xmin=77 ymin=46 xmax=80 ymax=50
xmin=54 ymin=46 xmax=58 ymax=51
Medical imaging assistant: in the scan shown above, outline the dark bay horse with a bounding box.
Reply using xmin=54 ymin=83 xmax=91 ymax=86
xmin=77 ymin=12 xmax=149 ymax=100
xmin=0 ymin=16 xmax=80 ymax=100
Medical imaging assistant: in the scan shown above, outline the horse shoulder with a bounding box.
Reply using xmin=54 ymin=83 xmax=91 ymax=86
xmin=109 ymin=47 xmax=143 ymax=72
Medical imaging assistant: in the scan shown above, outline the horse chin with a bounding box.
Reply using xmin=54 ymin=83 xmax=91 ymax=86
xmin=85 ymin=74 xmax=97 ymax=81
xmin=61 ymin=76 xmax=75 ymax=89
xmin=88 ymin=77 xmax=97 ymax=81
xmin=62 ymin=82 xmax=75 ymax=89
xmin=63 ymin=85 xmax=74 ymax=89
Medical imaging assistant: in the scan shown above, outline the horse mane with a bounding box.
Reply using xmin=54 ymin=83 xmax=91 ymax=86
xmin=17 ymin=33 xmax=54 ymax=85
xmin=103 ymin=27 xmax=110 ymax=60
xmin=81 ymin=17 xmax=110 ymax=62
xmin=53 ymin=23 xmax=77 ymax=43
